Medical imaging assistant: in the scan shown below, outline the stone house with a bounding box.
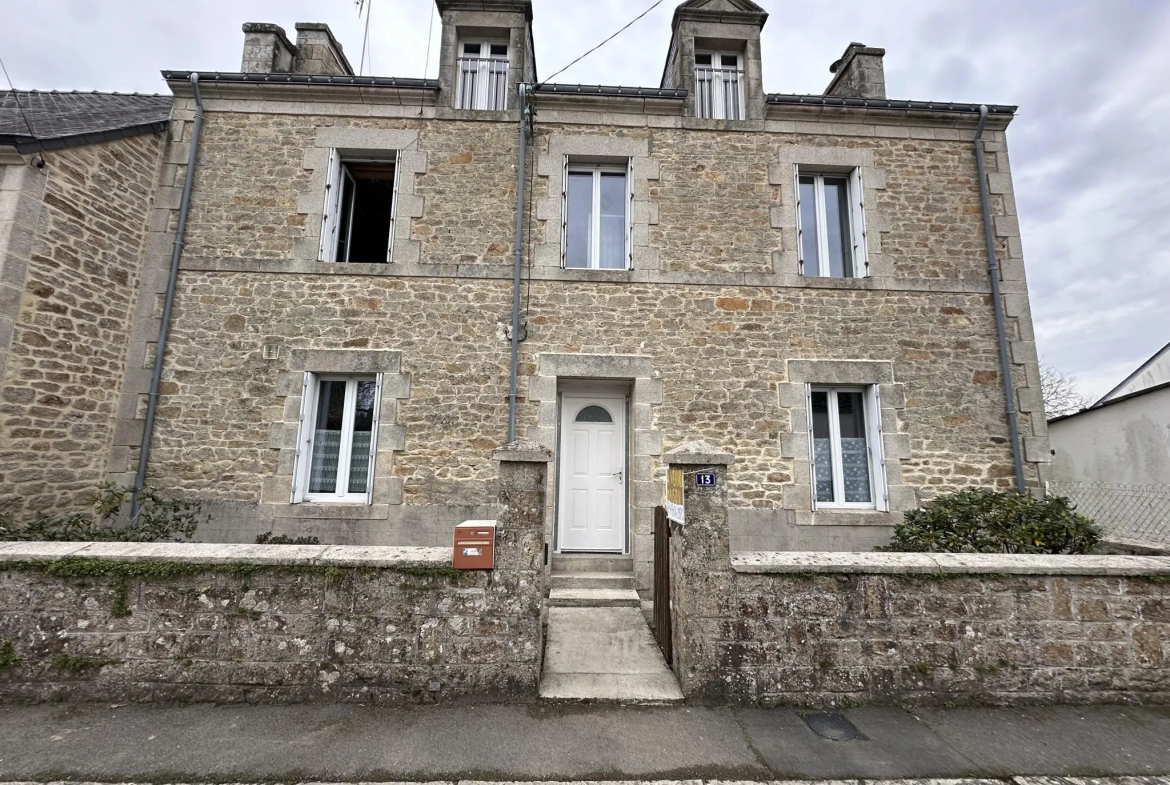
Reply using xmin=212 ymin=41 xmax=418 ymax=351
xmin=1 ymin=0 xmax=1050 ymax=597
xmin=0 ymin=90 xmax=172 ymax=516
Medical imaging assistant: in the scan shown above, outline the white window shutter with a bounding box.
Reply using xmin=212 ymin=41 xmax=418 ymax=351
xmin=560 ymin=155 xmax=569 ymax=268
xmin=627 ymin=157 xmax=635 ymax=270
xmin=387 ymin=151 xmax=402 ymax=263
xmin=805 ymin=382 xmax=818 ymax=512
xmin=290 ymin=372 xmax=316 ymax=503
xmin=365 ymin=373 xmax=384 ymax=505
xmin=794 ymin=163 xmax=804 ymax=275
xmin=850 ymin=166 xmax=869 ymax=277
xmin=868 ymin=385 xmax=889 ymax=512
xmin=318 ymin=149 xmax=341 ymax=263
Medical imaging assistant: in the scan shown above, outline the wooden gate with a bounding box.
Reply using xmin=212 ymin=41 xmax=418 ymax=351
xmin=652 ymin=505 xmax=672 ymax=667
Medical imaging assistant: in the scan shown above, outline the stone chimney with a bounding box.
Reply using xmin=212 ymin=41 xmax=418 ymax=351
xmin=241 ymin=23 xmax=296 ymax=74
xmin=825 ymin=42 xmax=886 ymax=99
xmin=294 ymin=23 xmax=354 ymax=76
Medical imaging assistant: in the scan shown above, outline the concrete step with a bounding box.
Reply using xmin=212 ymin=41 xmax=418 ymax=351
xmin=548 ymin=588 xmax=641 ymax=608
xmin=550 ymin=571 xmax=635 ymax=590
xmin=551 ymin=555 xmax=633 ymax=573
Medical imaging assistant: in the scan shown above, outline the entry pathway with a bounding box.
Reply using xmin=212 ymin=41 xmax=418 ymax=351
xmin=539 ymin=605 xmax=684 ymax=702
xmin=1 ymin=703 xmax=1169 ymax=781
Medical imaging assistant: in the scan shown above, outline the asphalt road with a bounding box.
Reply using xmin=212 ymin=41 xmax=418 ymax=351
xmin=1 ymin=702 xmax=1168 ymax=781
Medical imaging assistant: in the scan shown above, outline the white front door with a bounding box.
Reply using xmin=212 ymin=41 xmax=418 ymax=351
xmin=558 ymin=394 xmax=626 ymax=552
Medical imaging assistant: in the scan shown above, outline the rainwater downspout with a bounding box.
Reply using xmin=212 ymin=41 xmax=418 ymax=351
xmin=507 ymin=83 xmax=528 ymax=444
xmin=974 ymin=104 xmax=1026 ymax=492
xmin=132 ymin=73 xmax=204 ymax=515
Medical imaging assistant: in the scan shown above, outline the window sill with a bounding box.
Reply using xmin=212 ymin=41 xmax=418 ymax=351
xmin=807 ymin=508 xmax=896 ymax=527
xmin=797 ymin=275 xmax=876 ymax=290
xmin=280 ymin=503 xmax=391 ymax=521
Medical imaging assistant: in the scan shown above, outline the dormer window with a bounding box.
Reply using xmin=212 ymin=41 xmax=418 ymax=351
xmin=458 ymin=41 xmax=509 ymax=110
xmin=695 ymin=52 xmax=744 ymax=120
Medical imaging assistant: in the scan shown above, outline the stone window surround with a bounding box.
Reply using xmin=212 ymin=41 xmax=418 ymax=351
xmin=264 ymin=349 xmax=409 ymax=521
xmin=778 ymin=359 xmax=915 ymax=527
xmin=526 ymin=353 xmax=663 ymax=589
xmin=294 ymin=128 xmax=428 ymax=266
xmin=769 ymin=145 xmax=890 ymax=282
xmin=533 ymin=135 xmax=661 ymax=272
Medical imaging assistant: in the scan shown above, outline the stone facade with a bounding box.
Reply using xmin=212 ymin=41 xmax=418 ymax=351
xmin=0 ymin=132 xmax=165 ymax=516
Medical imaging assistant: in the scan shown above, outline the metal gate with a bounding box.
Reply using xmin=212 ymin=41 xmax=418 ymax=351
xmin=652 ymin=505 xmax=672 ymax=667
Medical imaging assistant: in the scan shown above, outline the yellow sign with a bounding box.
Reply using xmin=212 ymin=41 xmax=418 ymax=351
xmin=666 ymin=468 xmax=685 ymax=524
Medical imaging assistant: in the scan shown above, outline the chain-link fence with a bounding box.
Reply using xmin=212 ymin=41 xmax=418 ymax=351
xmin=1047 ymin=481 xmax=1170 ymax=547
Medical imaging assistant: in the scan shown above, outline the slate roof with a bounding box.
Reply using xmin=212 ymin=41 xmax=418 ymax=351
xmin=0 ymin=90 xmax=172 ymax=153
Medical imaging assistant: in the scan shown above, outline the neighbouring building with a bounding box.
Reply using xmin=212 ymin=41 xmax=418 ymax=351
xmin=1049 ymin=340 xmax=1170 ymax=549
xmin=0 ymin=90 xmax=171 ymax=516
xmin=0 ymin=0 xmax=1051 ymax=597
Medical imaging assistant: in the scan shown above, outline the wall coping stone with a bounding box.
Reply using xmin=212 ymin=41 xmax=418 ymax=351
xmin=0 ymin=542 xmax=450 ymax=568
xmin=732 ymin=550 xmax=1170 ymax=576
xmin=664 ymin=441 xmax=734 ymax=466
xmin=493 ymin=440 xmax=554 ymax=463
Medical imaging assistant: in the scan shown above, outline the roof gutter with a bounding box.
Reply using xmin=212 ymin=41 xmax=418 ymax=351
xmin=975 ymin=104 xmax=1026 ymax=493
xmin=0 ymin=120 xmax=170 ymax=155
xmin=132 ymin=73 xmax=204 ymax=516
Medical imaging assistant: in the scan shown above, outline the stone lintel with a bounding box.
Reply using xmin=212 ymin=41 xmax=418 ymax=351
xmin=664 ymin=440 xmax=733 ymax=466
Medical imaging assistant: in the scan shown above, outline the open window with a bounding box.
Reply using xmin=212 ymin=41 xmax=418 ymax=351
xmin=318 ymin=151 xmax=399 ymax=264
xmin=805 ymin=385 xmax=888 ymax=511
xmin=458 ymin=41 xmax=509 ymax=110
xmin=795 ymin=165 xmax=868 ymax=277
xmin=694 ymin=51 xmax=744 ymax=120
xmin=561 ymin=159 xmax=633 ymax=270
xmin=291 ymin=374 xmax=383 ymax=504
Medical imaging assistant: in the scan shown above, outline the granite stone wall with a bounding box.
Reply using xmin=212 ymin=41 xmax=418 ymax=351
xmin=666 ymin=448 xmax=1170 ymax=707
xmin=0 ymin=132 xmax=165 ymax=516
xmin=710 ymin=557 xmax=1170 ymax=707
xmin=104 ymin=99 xmax=1047 ymax=553
xmin=0 ymin=444 xmax=547 ymax=705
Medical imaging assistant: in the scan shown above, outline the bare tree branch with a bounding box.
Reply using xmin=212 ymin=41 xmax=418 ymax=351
xmin=1041 ymin=363 xmax=1091 ymax=419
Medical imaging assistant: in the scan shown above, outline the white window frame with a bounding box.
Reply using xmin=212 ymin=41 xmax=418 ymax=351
xmin=457 ymin=40 xmax=509 ymax=111
xmin=318 ymin=151 xmax=401 ymax=264
xmin=805 ymin=384 xmax=888 ymax=511
xmin=291 ymin=373 xmax=383 ymax=505
xmin=794 ymin=166 xmax=869 ymax=278
xmin=694 ymin=51 xmax=745 ymax=120
xmin=560 ymin=159 xmax=633 ymax=271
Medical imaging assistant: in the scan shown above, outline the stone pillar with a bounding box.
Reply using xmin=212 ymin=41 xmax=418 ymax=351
xmin=664 ymin=440 xmax=735 ymax=700
xmin=487 ymin=440 xmax=552 ymax=695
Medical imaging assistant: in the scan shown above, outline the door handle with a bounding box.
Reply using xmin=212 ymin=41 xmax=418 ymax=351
xmin=610 ymin=470 xmax=623 ymax=483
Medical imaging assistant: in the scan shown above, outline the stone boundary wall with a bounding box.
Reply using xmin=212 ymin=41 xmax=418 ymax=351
xmin=0 ymin=538 xmax=543 ymax=703
xmin=687 ymin=551 xmax=1170 ymax=707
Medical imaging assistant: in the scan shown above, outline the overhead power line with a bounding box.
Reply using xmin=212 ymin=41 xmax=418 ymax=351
xmin=0 ymin=56 xmax=36 ymax=138
xmin=538 ymin=0 xmax=667 ymax=87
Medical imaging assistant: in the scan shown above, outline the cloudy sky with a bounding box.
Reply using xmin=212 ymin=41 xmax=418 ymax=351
xmin=2 ymin=0 xmax=1168 ymax=401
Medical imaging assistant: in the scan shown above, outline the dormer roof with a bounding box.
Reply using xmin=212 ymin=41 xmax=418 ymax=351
xmin=435 ymin=0 xmax=533 ymax=22
xmin=671 ymin=0 xmax=769 ymax=30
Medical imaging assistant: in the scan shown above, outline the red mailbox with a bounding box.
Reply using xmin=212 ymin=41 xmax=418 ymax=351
xmin=453 ymin=520 xmax=496 ymax=569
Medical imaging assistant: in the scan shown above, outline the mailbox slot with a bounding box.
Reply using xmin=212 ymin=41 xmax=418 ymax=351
xmin=453 ymin=520 xmax=496 ymax=569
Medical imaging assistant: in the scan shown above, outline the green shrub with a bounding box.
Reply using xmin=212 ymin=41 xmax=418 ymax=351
xmin=0 ymin=483 xmax=204 ymax=543
xmin=882 ymin=488 xmax=1101 ymax=555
